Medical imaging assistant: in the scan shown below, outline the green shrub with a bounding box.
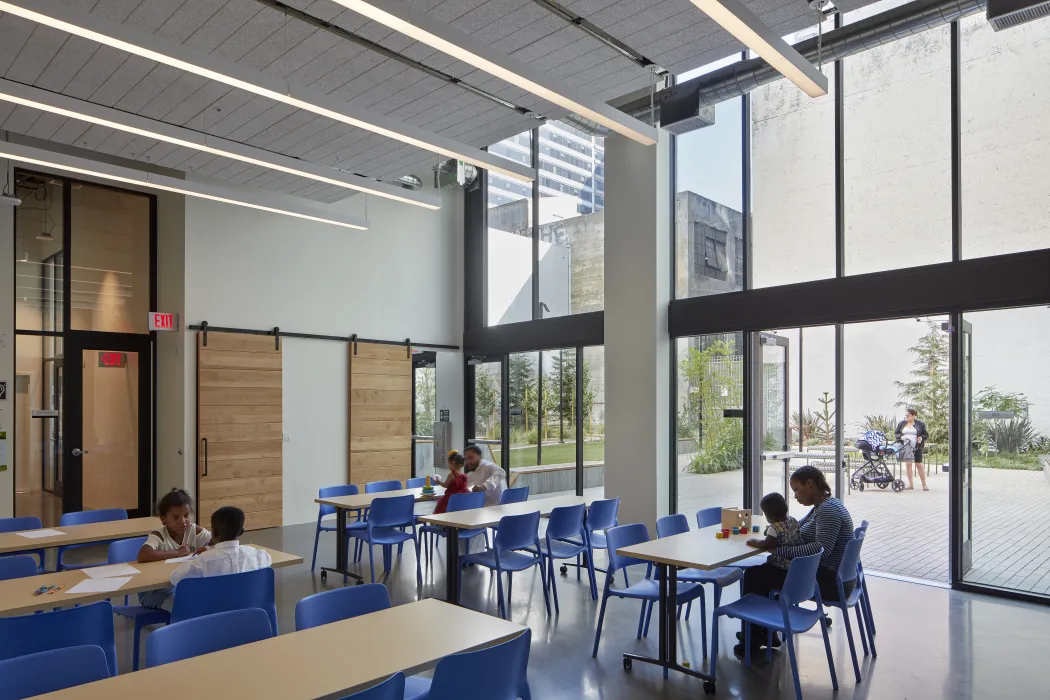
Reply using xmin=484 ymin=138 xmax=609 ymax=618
xmin=987 ymin=417 xmax=1037 ymax=454
xmin=687 ymin=418 xmax=743 ymax=474
xmin=973 ymin=452 xmax=1044 ymax=471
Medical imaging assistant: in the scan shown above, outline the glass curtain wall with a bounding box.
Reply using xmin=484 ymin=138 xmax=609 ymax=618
xmin=471 ymin=361 xmax=502 ymax=464
xmin=582 ymin=346 xmax=605 ymax=499
xmin=487 ymin=131 xmax=533 ymax=325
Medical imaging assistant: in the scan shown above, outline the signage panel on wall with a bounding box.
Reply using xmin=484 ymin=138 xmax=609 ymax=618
xmin=148 ymin=312 xmax=179 ymax=331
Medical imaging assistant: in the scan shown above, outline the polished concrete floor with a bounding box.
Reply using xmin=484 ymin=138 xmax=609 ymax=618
xmin=178 ymin=521 xmax=1050 ymax=700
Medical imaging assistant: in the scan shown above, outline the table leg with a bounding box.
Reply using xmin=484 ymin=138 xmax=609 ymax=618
xmin=445 ymin=527 xmax=461 ymax=605
xmin=318 ymin=507 xmax=363 ymax=584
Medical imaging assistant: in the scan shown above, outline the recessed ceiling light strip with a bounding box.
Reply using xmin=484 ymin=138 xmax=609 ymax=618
xmin=0 ymin=0 xmax=536 ymax=182
xmin=0 ymin=141 xmax=369 ymax=230
xmin=0 ymin=78 xmax=441 ymax=210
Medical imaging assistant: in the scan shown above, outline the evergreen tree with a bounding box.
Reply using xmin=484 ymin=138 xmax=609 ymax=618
xmin=895 ymin=321 xmax=950 ymax=445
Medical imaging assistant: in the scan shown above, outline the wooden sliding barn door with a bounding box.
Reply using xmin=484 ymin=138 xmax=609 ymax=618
xmin=348 ymin=342 xmax=412 ymax=486
xmin=197 ymin=332 xmax=282 ymax=530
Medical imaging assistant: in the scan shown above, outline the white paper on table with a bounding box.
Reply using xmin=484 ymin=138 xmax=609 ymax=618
xmin=165 ymin=555 xmax=194 ymax=563
xmin=66 ymin=577 xmax=133 ymax=595
xmin=15 ymin=529 xmax=65 ymax=538
xmin=83 ymin=563 xmax=140 ymax=579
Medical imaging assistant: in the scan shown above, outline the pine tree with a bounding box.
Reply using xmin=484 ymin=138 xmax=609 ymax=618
xmin=895 ymin=321 xmax=950 ymax=445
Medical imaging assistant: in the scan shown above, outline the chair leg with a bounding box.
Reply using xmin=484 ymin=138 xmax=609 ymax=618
xmin=586 ymin=548 xmax=598 ymax=601
xmin=636 ymin=601 xmax=647 ymax=640
xmin=699 ymin=587 xmax=708 ymax=660
xmin=842 ymin=605 xmax=862 ymax=682
xmin=709 ymin=611 xmax=721 ymax=679
xmin=548 ymin=558 xmax=560 ymax=614
xmin=132 ymin=619 xmax=143 ymax=671
xmin=863 ymin=579 xmax=876 ymax=635
xmin=862 ymin=596 xmax=877 ymax=657
xmin=507 ymin=571 xmax=513 ymax=615
xmin=592 ymin=592 xmax=610 ymax=657
xmin=576 ymin=553 xmax=581 ymax=581
xmin=784 ymin=629 xmax=803 ymax=700
xmin=819 ymin=613 xmax=839 ymax=691
xmin=642 ymin=600 xmax=654 ymax=638
xmin=311 ymin=526 xmax=321 ymax=572
xmin=855 ymin=604 xmax=870 ymax=656
xmin=496 ymin=571 xmax=507 ymax=619
xmin=367 ymin=544 xmax=376 ymax=584
xmin=711 ymin=584 xmax=722 ymax=660
xmin=538 ymin=560 xmax=551 ymax=617
xmin=413 ymin=533 xmax=423 ymax=586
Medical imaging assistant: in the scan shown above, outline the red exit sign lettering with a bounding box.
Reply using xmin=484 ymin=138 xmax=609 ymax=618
xmin=98 ymin=352 xmax=127 ymax=368
xmin=149 ymin=312 xmax=178 ymax=331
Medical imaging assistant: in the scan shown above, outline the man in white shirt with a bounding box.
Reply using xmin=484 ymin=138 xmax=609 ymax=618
xmin=171 ymin=506 xmax=272 ymax=586
xmin=464 ymin=444 xmax=507 ymax=506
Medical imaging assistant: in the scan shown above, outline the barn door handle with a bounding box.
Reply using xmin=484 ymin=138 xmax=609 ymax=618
xmin=201 ymin=437 xmax=209 ymax=477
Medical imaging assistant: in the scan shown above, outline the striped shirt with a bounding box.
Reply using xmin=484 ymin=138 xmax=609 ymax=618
xmin=775 ymin=497 xmax=854 ymax=572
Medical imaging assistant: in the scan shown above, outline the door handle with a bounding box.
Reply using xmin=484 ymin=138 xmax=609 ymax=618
xmin=201 ymin=437 xmax=208 ymax=477
xmin=71 ymin=448 xmax=88 ymax=457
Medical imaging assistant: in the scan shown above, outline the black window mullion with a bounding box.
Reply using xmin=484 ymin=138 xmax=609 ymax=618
xmin=531 ymin=127 xmax=540 ymax=321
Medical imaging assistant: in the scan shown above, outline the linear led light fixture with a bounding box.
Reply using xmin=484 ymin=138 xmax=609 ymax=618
xmin=0 ymin=0 xmax=536 ymax=183
xmin=329 ymin=0 xmax=658 ymax=145
xmin=687 ymin=0 xmax=828 ymax=97
xmin=0 ymin=79 xmax=441 ymax=210
xmin=0 ymin=141 xmax=369 ymax=230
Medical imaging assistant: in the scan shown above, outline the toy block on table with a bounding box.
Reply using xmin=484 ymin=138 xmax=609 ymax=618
xmin=721 ymin=508 xmax=752 ymax=532
xmin=752 ymin=525 xmax=761 ymax=533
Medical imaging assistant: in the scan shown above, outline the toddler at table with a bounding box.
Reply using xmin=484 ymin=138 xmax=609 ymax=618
xmin=747 ymin=492 xmax=803 ymax=570
xmin=432 ymin=451 xmax=470 ymax=514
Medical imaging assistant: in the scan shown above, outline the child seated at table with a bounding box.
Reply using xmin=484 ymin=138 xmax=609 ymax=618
xmin=137 ymin=488 xmax=213 ymax=611
xmin=170 ymin=506 xmax=272 ymax=586
xmin=747 ymin=492 xmax=803 ymax=571
xmin=432 ymin=451 xmax=470 ymax=514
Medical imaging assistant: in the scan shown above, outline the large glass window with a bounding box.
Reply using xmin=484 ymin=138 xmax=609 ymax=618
xmin=751 ymin=21 xmax=836 ymax=288
xmin=844 ymin=0 xmax=952 ymax=275
xmin=538 ymin=121 xmax=605 ymax=318
xmin=507 ymin=351 xmax=540 ymax=480
xmin=487 ymin=131 xmax=534 ymax=325
xmin=675 ymin=57 xmax=744 ymax=299
xmin=15 ymin=174 xmax=64 ymax=333
xmin=471 ymin=360 xmax=502 ymax=464
xmin=961 ymin=14 xmax=1050 ymax=258
xmin=582 ymin=346 xmax=605 ymax=499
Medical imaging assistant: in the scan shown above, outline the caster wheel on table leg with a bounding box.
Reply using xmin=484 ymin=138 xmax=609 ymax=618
xmin=320 ymin=570 xmax=327 ymax=581
xmin=356 ymin=579 xmax=364 ymax=585
xmin=703 ymin=681 xmax=716 ymax=695
xmin=560 ymin=565 xmax=568 ymax=575
xmin=623 ymin=657 xmax=632 ymax=671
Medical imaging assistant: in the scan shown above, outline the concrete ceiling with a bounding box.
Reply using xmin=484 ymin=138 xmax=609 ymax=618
xmin=0 ymin=0 xmax=876 ymax=203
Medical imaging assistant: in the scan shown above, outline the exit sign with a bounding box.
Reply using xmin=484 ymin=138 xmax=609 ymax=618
xmin=149 ymin=312 xmax=178 ymax=331
xmin=98 ymin=352 xmax=127 ymax=368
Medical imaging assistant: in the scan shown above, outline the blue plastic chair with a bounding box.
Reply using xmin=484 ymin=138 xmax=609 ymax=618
xmin=406 ymin=477 xmax=427 ymax=488
xmin=698 ymin=507 xmax=764 ymax=569
xmin=0 ymin=516 xmax=45 ymax=572
xmin=414 ymin=628 xmax=532 ymax=700
xmin=295 ymin=583 xmax=390 ymax=630
xmin=107 ymin=537 xmax=170 ymax=670
xmin=855 ymin=520 xmax=876 ymax=636
xmin=419 ymin=491 xmax=488 ymax=570
xmin=345 ymin=673 xmax=407 ymax=700
xmin=146 ymin=608 xmax=272 ymax=668
xmin=313 ymin=484 xmax=366 ymax=571
xmin=294 ymin=585 xmax=431 ymax=699
xmin=461 ymin=511 xmax=550 ymax=620
xmin=654 ymin=514 xmax=743 ymax=658
xmin=350 ymin=495 xmax=422 ymax=585
xmin=57 ymin=509 xmax=128 ymax=570
xmin=171 ymin=568 xmax=278 ymax=636
xmin=540 ymin=503 xmax=593 ymax=613
xmin=366 ymin=480 xmax=404 ymax=493
xmin=559 ymin=498 xmax=620 ymax=592
xmin=591 ymin=524 xmax=705 ymax=658
xmin=0 ymin=645 xmax=110 ymax=700
xmin=711 ymin=551 xmax=838 ymax=700
xmin=822 ymin=537 xmax=875 ymax=681
xmin=0 ymin=600 xmax=118 ymax=676
xmin=0 ymin=554 xmax=38 ymax=581
xmin=499 ymin=486 xmax=529 ymax=504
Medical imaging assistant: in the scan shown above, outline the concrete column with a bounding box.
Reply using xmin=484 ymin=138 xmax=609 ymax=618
xmin=436 ymin=351 xmax=464 ymax=452
xmin=603 ymin=131 xmax=672 ymax=531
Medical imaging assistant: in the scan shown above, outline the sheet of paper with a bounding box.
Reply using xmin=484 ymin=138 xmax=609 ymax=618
xmin=16 ymin=528 xmax=65 ymax=539
xmin=83 ymin=563 xmax=140 ymax=579
xmin=66 ymin=577 xmax=133 ymax=595
xmin=165 ymin=555 xmax=194 ymax=563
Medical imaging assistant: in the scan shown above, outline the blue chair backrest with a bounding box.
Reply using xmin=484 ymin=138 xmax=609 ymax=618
xmin=0 ymin=555 xmax=38 ymax=581
xmin=59 ymin=509 xmax=128 ymax=527
xmin=319 ymin=484 xmax=360 ymax=518
xmin=780 ymin=550 xmax=824 ymax=607
xmin=836 ymin=538 xmax=863 ymax=587
xmin=346 ymin=673 xmax=406 ymax=700
xmin=108 ymin=536 xmax=146 ymax=564
xmin=0 ymin=645 xmax=110 ymax=700
xmin=696 ymin=507 xmax=722 ymax=529
xmin=546 ymin=504 xmax=586 ymax=541
xmin=145 ymin=609 xmax=271 ymax=668
xmin=295 ymin=583 xmax=391 ymax=631
xmin=368 ymin=495 xmax=415 ymax=528
xmin=366 ymin=480 xmax=403 ymax=494
xmin=854 ymin=519 xmax=869 ymax=539
xmin=493 ymin=511 xmax=540 ymax=552
xmin=0 ymin=601 xmax=117 ymax=676
xmin=170 ymin=568 xmax=278 ymax=635
xmin=586 ymin=498 xmax=619 ymax=532
xmin=0 ymin=516 xmax=43 ymax=534
xmin=656 ymin=514 xmax=690 ymax=539
xmin=500 ymin=486 xmax=529 ymax=504
xmin=406 ymin=477 xmax=427 ymax=488
xmin=426 ymin=629 xmax=531 ymax=700
xmin=446 ymin=491 xmax=485 ymax=513
xmin=605 ymin=523 xmax=650 ymax=573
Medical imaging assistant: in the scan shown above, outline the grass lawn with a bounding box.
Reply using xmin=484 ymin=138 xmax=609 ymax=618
xmin=492 ymin=440 xmax=605 ymax=468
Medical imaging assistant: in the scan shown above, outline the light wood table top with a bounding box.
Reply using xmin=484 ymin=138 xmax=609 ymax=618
xmin=0 ymin=546 xmax=302 ymax=616
xmin=616 ymin=518 xmax=769 ymax=571
xmin=36 ymin=598 xmax=526 ymax=700
xmin=417 ymin=495 xmax=586 ymax=530
xmin=0 ymin=517 xmax=159 ymax=555
xmin=316 ymin=487 xmax=445 ymax=510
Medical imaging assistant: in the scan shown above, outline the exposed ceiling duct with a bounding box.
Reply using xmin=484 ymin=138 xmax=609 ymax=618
xmin=615 ymin=0 xmax=986 ymax=132
xmin=986 ymin=0 xmax=1050 ymax=29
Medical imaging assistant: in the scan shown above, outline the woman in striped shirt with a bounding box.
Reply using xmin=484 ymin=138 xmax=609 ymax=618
xmin=734 ymin=465 xmax=855 ymax=658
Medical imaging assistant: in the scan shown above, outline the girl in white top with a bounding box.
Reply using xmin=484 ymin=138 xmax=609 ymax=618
xmin=136 ymin=489 xmax=212 ymax=611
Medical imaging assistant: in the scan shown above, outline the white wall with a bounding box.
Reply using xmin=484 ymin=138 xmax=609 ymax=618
xmin=182 ymin=183 xmax=463 ymax=525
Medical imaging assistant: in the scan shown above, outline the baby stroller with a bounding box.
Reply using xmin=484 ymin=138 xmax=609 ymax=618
xmin=850 ymin=430 xmax=906 ymax=493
